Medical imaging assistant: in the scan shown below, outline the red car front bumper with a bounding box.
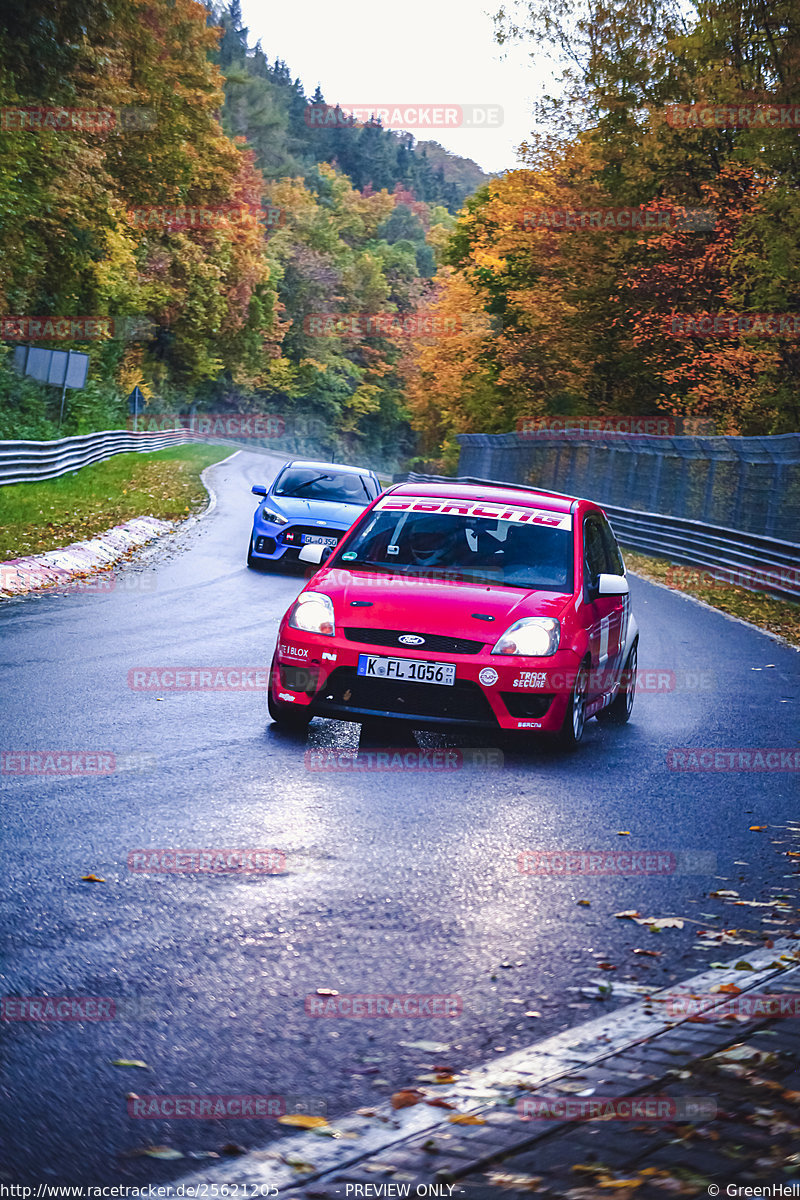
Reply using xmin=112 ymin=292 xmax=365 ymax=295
xmin=271 ymin=628 xmax=583 ymax=732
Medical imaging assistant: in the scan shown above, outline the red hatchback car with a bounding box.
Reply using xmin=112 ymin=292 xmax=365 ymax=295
xmin=268 ymin=481 xmax=638 ymax=746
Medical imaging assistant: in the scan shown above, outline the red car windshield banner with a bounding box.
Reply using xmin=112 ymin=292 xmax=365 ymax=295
xmin=375 ymin=496 xmax=573 ymax=529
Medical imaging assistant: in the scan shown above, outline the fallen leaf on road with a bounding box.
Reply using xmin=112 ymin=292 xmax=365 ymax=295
xmin=111 ymin=1059 xmax=150 ymax=1069
xmin=617 ymin=832 xmax=631 ymax=836
xmin=734 ymin=960 xmax=755 ymax=970
xmin=81 ymin=874 xmax=105 ymax=882
xmin=284 ymin=1154 xmax=315 ymax=1171
xmin=391 ymin=1089 xmax=426 ymax=1110
xmin=596 ymin=962 xmax=616 ymax=970
xmin=749 ymin=826 xmax=767 ymax=831
xmin=316 ymin=988 xmax=339 ymax=996
xmin=425 ymin=1098 xmax=456 ymax=1109
xmin=124 ymin=1145 xmax=181 ymax=1159
xmin=632 ymin=949 xmax=662 ymax=957
xmin=417 ymin=1073 xmax=456 ymax=1084
xmin=597 ymin=1180 xmax=643 ymax=1190
xmin=577 ymin=900 xmax=591 ymax=906
xmin=614 ymin=911 xmax=641 ymax=919
xmin=487 ymin=1173 xmax=542 ymax=1192
xmin=710 ymin=890 xmax=739 ymax=898
xmin=712 ymin=983 xmax=742 ymax=995
xmin=632 ymin=917 xmax=684 ymax=930
xmin=399 ymin=1040 xmax=450 ymax=1053
xmin=277 ymin=1115 xmax=329 ymax=1129
xmin=448 ymin=1114 xmax=487 ymax=1125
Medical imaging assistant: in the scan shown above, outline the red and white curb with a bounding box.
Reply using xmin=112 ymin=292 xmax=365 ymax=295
xmin=171 ymin=934 xmax=800 ymax=1191
xmin=0 ymin=516 xmax=175 ymax=597
xmin=0 ymin=451 xmax=241 ymax=599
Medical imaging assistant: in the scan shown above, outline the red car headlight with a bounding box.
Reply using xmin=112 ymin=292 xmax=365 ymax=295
xmin=491 ymin=618 xmax=560 ymax=657
xmin=287 ymin=591 xmax=335 ymax=637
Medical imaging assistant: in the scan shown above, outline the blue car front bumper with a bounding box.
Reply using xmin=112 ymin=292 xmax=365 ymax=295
xmin=250 ymin=522 xmax=348 ymax=563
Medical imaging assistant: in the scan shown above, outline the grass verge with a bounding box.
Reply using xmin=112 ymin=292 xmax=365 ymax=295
xmin=623 ymin=547 xmax=800 ymax=648
xmin=0 ymin=444 xmax=232 ymax=560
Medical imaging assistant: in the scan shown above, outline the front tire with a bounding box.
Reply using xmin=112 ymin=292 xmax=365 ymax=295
xmin=555 ymin=660 xmax=589 ymax=749
xmin=597 ymin=642 xmax=637 ymax=725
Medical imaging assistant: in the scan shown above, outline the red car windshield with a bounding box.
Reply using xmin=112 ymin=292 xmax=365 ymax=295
xmin=337 ymin=508 xmax=574 ymax=591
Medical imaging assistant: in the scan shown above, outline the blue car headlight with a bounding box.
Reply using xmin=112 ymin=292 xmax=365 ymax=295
xmin=260 ymin=505 xmax=288 ymax=526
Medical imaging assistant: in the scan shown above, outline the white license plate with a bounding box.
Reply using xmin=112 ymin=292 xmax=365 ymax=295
xmin=357 ymin=655 xmax=456 ymax=686
xmin=302 ymin=534 xmax=338 ymax=546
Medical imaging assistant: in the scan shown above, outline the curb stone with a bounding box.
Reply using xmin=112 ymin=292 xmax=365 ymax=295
xmin=170 ymin=933 xmax=800 ymax=1193
xmin=0 ymin=515 xmax=175 ymax=597
xmin=0 ymin=449 xmax=242 ymax=598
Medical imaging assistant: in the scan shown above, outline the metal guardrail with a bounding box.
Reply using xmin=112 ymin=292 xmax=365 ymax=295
xmin=0 ymin=429 xmax=200 ymax=487
xmin=456 ymin=431 xmax=800 ymax=543
xmin=401 ymin=472 xmax=800 ymax=603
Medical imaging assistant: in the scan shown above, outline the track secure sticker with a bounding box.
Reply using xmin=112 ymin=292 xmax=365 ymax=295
xmin=376 ymin=497 xmax=572 ymax=530
xmin=479 ymin=667 xmax=499 ymax=686
xmin=513 ymin=671 xmax=548 ymax=688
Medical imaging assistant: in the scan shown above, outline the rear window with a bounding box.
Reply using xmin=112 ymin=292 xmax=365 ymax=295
xmin=335 ymin=499 xmax=574 ymax=591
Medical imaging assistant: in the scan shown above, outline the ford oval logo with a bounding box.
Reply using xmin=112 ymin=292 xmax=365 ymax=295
xmin=398 ymin=634 xmax=425 ymax=646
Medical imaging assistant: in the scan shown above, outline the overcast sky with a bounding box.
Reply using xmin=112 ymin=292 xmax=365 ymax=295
xmin=239 ymin=0 xmax=556 ymax=174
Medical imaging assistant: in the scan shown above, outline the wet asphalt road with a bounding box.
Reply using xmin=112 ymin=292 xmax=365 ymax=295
xmin=1 ymin=449 xmax=798 ymax=1185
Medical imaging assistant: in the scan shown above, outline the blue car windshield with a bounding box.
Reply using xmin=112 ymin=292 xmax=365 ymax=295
xmin=337 ymin=510 xmax=574 ymax=591
xmin=275 ymin=468 xmax=373 ymax=504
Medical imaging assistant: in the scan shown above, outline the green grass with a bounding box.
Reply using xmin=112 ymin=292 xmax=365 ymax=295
xmin=0 ymin=444 xmax=232 ymax=561
xmin=624 ymin=547 xmax=800 ymax=648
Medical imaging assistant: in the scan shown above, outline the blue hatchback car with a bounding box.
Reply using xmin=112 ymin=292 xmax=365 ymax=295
xmin=247 ymin=459 xmax=382 ymax=569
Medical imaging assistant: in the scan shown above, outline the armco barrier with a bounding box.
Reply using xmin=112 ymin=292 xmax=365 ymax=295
xmin=401 ymin=472 xmax=800 ymax=602
xmin=456 ymin=431 xmax=800 ymax=543
xmin=0 ymin=429 xmax=197 ymax=486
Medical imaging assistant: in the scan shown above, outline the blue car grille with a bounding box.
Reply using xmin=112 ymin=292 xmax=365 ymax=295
xmin=279 ymin=526 xmax=344 ymax=546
